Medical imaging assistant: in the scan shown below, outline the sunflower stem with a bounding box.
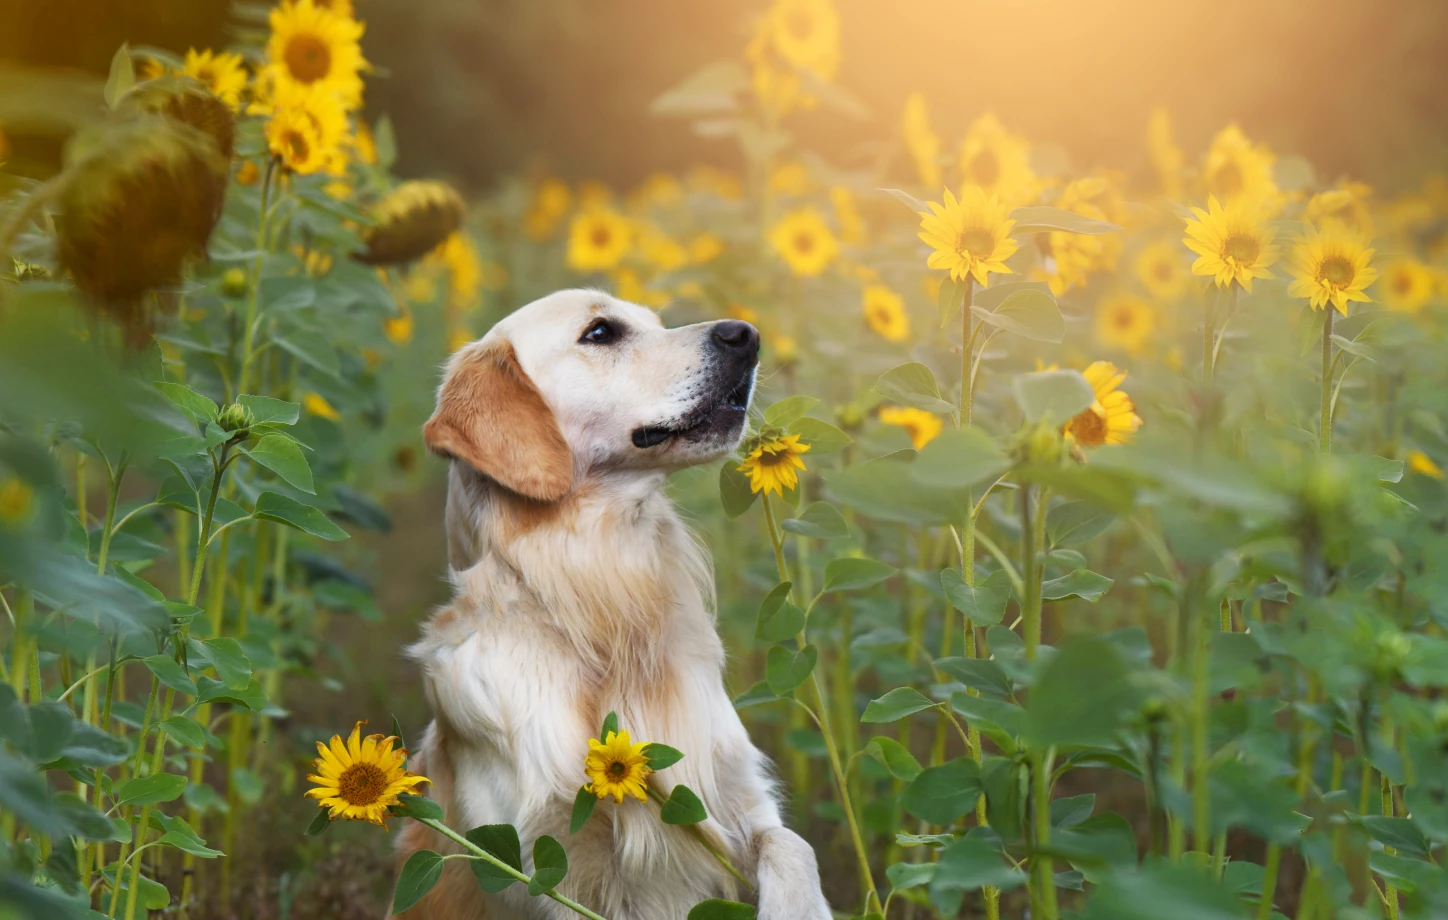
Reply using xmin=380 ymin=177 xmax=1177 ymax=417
xmin=235 ymin=157 xmax=276 ymax=399
xmin=1320 ymin=307 xmax=1335 ymax=454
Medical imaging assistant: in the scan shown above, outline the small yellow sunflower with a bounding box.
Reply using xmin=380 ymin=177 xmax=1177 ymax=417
xmin=567 ymin=208 xmax=632 ymax=273
xmin=264 ymin=83 xmax=348 ymax=175
xmin=831 ymin=187 xmax=865 ymax=244
xmin=1146 ymin=107 xmax=1184 ymax=199
xmin=0 ymin=478 xmax=34 ymax=527
xmin=428 ymin=231 xmax=482 ymax=308
xmin=769 ymin=208 xmax=838 ymax=277
xmin=1381 ymin=257 xmax=1434 ymax=313
xmin=1407 ymin=450 xmax=1444 ymax=479
xmin=1304 ymin=181 xmax=1374 ymax=237
xmin=303 ymin=392 xmax=340 ymax=421
xmin=384 ymin=308 xmax=414 ymax=345
xmin=862 ymin=284 xmax=909 ymax=342
xmin=1094 ymin=293 xmax=1155 ymax=355
xmin=761 ymin=0 xmax=841 ymax=81
xmin=902 ymin=92 xmax=941 ymax=189
xmin=918 ymin=186 xmax=1019 ymax=285
xmin=266 ymin=0 xmax=367 ymax=110
xmin=181 ymin=49 xmax=248 ymax=109
xmin=524 ymin=178 xmax=572 ymax=240
xmin=305 ymin=722 xmax=431 ymax=826
xmin=1134 ymin=239 xmax=1188 ymax=301
xmin=689 ymin=233 xmax=724 ymax=264
xmin=879 ymin=406 xmax=942 ymax=450
xmin=1182 ymin=195 xmax=1280 ymax=291
xmin=584 ymin=730 xmax=653 ymax=804
xmin=771 ymin=334 xmax=798 ymax=363
xmin=1286 ymin=222 xmax=1378 ymax=315
xmin=1038 ymin=177 xmax=1122 ymax=295
xmin=1201 ymin=124 xmax=1279 ymax=209
xmin=1064 ymin=362 xmax=1142 ymax=448
xmin=738 ymin=433 xmax=811 ymax=496
xmin=957 ymin=113 xmax=1038 ymax=207
xmin=638 ymin=224 xmax=689 ymax=273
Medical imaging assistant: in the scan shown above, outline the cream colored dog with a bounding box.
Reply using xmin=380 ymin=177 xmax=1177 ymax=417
xmin=396 ymin=290 xmax=832 ymax=919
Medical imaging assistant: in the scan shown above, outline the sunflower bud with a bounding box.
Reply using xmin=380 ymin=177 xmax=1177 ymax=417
xmin=1011 ymin=419 xmax=1065 ymax=467
xmin=834 ymin=402 xmax=865 ymax=432
xmin=217 ymin=403 xmax=255 ymax=439
xmin=220 ymin=267 xmax=249 ymax=298
xmin=116 ymin=75 xmax=236 ymax=162
xmin=1372 ymin=629 xmax=1411 ymax=685
xmin=56 ymin=117 xmax=227 ymax=332
xmin=354 ymin=181 xmax=466 ymax=266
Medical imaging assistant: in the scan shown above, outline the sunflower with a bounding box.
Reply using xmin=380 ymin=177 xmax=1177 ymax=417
xmin=525 ymin=178 xmax=572 ymax=241
xmin=420 ymin=231 xmax=482 ymax=308
xmin=1064 ymin=361 xmax=1142 ymax=448
xmin=1304 ymin=181 xmax=1374 ymax=237
xmin=769 ymin=161 xmax=815 ymax=198
xmin=689 ymin=233 xmax=724 ymax=264
xmin=1039 ymin=177 xmax=1122 ymax=295
xmin=902 ymin=92 xmax=941 ymax=189
xmin=179 ymin=49 xmax=248 ymax=109
xmin=264 ymin=83 xmax=348 ymax=175
xmin=1094 ymin=293 xmax=1155 ymax=355
xmin=304 ymin=392 xmax=340 ymax=421
xmin=1286 ymin=222 xmax=1378 ymax=315
xmin=1134 ymin=239 xmax=1188 ymax=301
xmin=918 ymin=186 xmax=1018 ymax=285
xmin=738 ymin=433 xmax=811 ymax=496
xmin=769 ymin=208 xmax=838 ymax=277
xmin=879 ymin=406 xmax=942 ymax=450
xmin=0 ymin=478 xmax=34 ymax=527
xmin=1408 ymin=450 xmax=1445 ymax=479
xmin=637 ymin=224 xmax=689 ymax=273
xmin=567 ymin=208 xmax=632 ymax=272
xmin=358 ymin=180 xmax=467 ymax=266
xmin=266 ymin=0 xmax=367 ymax=110
xmin=761 ymin=0 xmax=841 ymax=81
xmin=1146 ymin=107 xmax=1183 ymax=199
xmin=1201 ymin=125 xmax=1279 ymax=209
xmin=384 ymin=307 xmax=414 ymax=345
xmin=862 ymin=285 xmax=909 ymax=342
xmin=1381 ymin=257 xmax=1434 ymax=313
xmin=304 ymin=722 xmax=431 ymax=826
xmin=1182 ymin=195 xmax=1280 ymax=291
xmin=957 ymin=113 xmax=1038 ymax=207
xmin=584 ymin=730 xmax=652 ymax=804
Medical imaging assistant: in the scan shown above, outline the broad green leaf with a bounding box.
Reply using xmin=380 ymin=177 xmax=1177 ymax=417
xmin=1047 ymin=501 xmax=1116 ymax=547
xmin=1079 ymin=863 xmax=1243 ymax=920
xmin=392 ymin=793 xmax=443 ymax=820
xmin=1009 ymin=205 xmax=1121 ymax=235
xmin=825 ymin=457 xmax=974 ymax=525
xmin=642 ymin=743 xmax=685 ymax=771
xmin=273 ymin=327 xmax=341 ymax=378
xmin=1331 ymin=333 xmax=1382 ymax=364
xmin=155 ymin=382 xmax=218 ymax=423
xmin=928 ymin=835 xmax=1026 ymax=917
xmin=569 ymin=786 xmax=597 ymax=834
xmin=823 ymin=557 xmax=896 ymax=592
xmin=143 ymin=655 xmax=195 ymax=696
xmin=1359 ymin=816 xmax=1432 ymax=858
xmin=194 ymin=676 xmax=268 ymax=711
xmin=865 ymin=736 xmax=923 ymax=782
xmin=719 ymin=462 xmax=759 ymax=519
xmin=936 ymin=656 xmax=1013 ymax=698
xmin=781 ymin=502 xmax=850 ymax=540
xmin=862 ymin=687 xmax=937 ymax=723
xmin=874 ymin=363 xmax=955 ymax=414
xmin=732 ymin=681 xmax=781 ymax=710
xmin=1047 ymin=812 xmax=1138 ymax=878
xmin=1019 ymin=462 xmax=1138 ymax=513
xmin=1025 ymin=636 xmax=1140 ymax=749
xmin=466 ymin=824 xmax=523 ymax=893
xmin=937 ymin=275 xmax=966 ymax=327
xmin=887 ymin=861 xmax=936 ymax=892
xmin=1050 ymin=794 xmax=1096 ymax=829
xmin=528 ymin=835 xmax=568 ymax=895
xmin=1013 ymin=369 xmax=1095 ymax=423
xmin=114 ymin=773 xmax=187 ymax=807
xmin=158 ymin=716 xmax=205 ymax=750
xmin=912 ymin=426 xmax=1010 ymax=489
xmin=787 ymin=416 xmax=852 ymax=454
xmin=253 ymin=492 xmax=349 ymax=541
xmin=600 ymin=711 xmax=619 ymax=741
xmin=940 ymin=568 xmax=1011 ymax=626
xmin=972 ymin=280 xmax=1052 ymax=311
xmin=198 ymin=637 xmax=253 ymax=688
xmin=1371 ymin=455 xmax=1405 ymax=483
xmin=1041 ymin=569 xmax=1114 ymax=602
xmin=158 ymin=829 xmax=223 ymax=858
xmin=764 ymin=395 xmax=819 ymax=428
xmin=236 ymin=394 xmax=300 ymax=426
xmin=902 ymin=758 xmax=982 ymax=826
xmin=393 ymin=850 xmax=445 ymax=914
xmin=687 ymin=899 xmax=757 ymax=920
xmin=765 ymin=644 xmax=817 ymax=696
xmin=970 ymin=289 xmax=1064 ymax=343
xmin=244 ymin=434 xmax=315 ymax=493
xmin=754 ymin=582 xmax=804 ymax=643
xmin=661 ymin=784 xmax=708 ymax=825
xmin=306 ymin=809 xmax=332 ymax=836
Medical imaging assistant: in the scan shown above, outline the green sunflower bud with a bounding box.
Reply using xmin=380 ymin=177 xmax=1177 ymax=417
xmin=1010 ymin=419 xmax=1065 ymax=467
xmin=1372 ymin=629 xmax=1411 ymax=684
xmin=354 ymin=180 xmax=465 ymax=266
xmin=217 ymin=403 xmax=255 ymax=439
xmin=116 ymin=75 xmax=236 ymax=162
xmin=220 ymin=267 xmax=249 ymax=298
xmin=834 ymin=402 xmax=865 ymax=432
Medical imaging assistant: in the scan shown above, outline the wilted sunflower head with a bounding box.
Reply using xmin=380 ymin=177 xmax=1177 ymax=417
xmin=116 ymin=75 xmax=237 ymax=162
xmin=56 ymin=117 xmax=227 ymax=329
xmin=354 ymin=180 xmax=466 ymax=266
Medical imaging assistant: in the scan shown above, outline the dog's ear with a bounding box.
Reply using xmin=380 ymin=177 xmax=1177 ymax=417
xmin=423 ymin=339 xmax=574 ymax=502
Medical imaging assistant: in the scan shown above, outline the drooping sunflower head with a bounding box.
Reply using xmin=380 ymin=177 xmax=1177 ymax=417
xmin=266 ymin=0 xmax=367 ymax=110
xmin=1094 ymin=293 xmax=1155 ymax=355
xmin=1134 ymin=239 xmax=1188 ymax=301
xmin=1201 ymin=124 xmax=1279 ymax=209
xmin=1380 ymin=257 xmax=1435 ymax=314
xmin=1182 ymin=195 xmax=1280 ymax=291
xmin=957 ymin=112 xmax=1038 ymax=207
xmin=1286 ymin=221 xmax=1378 ymax=315
xmin=117 ymin=75 xmax=237 ymax=163
xmin=584 ymin=730 xmax=653 ymax=804
xmin=305 ymin=722 xmax=431 ymax=826
xmin=919 ymin=185 xmax=1019 ymax=286
xmin=769 ymin=208 xmax=839 ymax=278
xmin=356 ymin=180 xmax=466 ymax=267
xmin=566 ymin=207 xmax=632 ymax=273
xmin=738 ymin=432 xmax=811 ymax=496
xmin=901 ymin=92 xmax=941 ymax=189
xmin=181 ymin=48 xmax=249 ymax=109
xmin=1064 ymin=361 xmax=1143 ymax=449
xmin=879 ymin=406 xmax=942 ymax=450
xmin=862 ymin=284 xmax=909 ymax=343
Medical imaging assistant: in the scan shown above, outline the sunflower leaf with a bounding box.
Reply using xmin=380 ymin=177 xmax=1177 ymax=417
xmin=661 ymin=784 xmax=708 ymax=825
xmin=528 ymin=835 xmax=569 ymax=895
xmin=305 ymin=808 xmax=332 ymax=837
xmin=643 ymin=743 xmax=685 ymax=771
xmin=569 ymin=786 xmax=597 ymax=834
xmin=393 ymin=849 xmax=445 ymax=914
xmin=875 ymin=363 xmax=955 ymax=414
xmin=392 ymin=793 xmax=443 ymax=821
xmin=1012 ymin=369 xmax=1095 ymax=424
xmin=718 ymin=461 xmax=759 ymax=519
xmin=971 ymin=289 xmax=1064 ymax=343
xmin=465 ymin=824 xmax=523 ymax=893
xmin=599 ymin=711 xmax=618 ymax=742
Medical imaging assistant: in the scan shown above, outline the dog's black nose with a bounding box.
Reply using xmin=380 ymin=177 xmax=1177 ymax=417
xmin=712 ymin=320 xmax=759 ymax=356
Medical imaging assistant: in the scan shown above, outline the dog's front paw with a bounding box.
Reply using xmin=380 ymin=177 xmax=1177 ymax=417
xmin=755 ymin=826 xmax=832 ymax=920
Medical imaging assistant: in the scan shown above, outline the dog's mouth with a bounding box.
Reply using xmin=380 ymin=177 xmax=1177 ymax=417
xmin=631 ymin=372 xmax=754 ymax=449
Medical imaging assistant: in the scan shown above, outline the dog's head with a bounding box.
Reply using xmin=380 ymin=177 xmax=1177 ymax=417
xmin=423 ymin=290 xmax=758 ymax=501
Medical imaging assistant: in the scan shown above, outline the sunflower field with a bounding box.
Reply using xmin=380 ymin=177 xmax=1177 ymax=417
xmin=5 ymin=0 xmax=1448 ymax=918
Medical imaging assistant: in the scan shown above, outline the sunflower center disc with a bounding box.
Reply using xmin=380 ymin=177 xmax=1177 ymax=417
xmin=338 ymin=763 xmax=387 ymax=805
xmin=1319 ymin=256 xmax=1355 ymax=287
xmin=957 ymin=228 xmax=996 ymax=261
xmin=1223 ymin=234 xmax=1259 ymax=265
xmin=609 ymin=761 xmax=627 ymax=778
xmin=286 ymin=34 xmax=334 ymax=84
xmin=793 ymin=231 xmax=816 ymax=254
xmin=1070 ymin=409 xmax=1108 ymax=447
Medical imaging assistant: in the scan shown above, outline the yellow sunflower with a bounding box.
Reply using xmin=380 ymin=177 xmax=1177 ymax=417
xmin=738 ymin=433 xmax=811 ymax=496
xmin=304 ymin=392 xmax=340 ymax=421
xmin=1134 ymin=239 xmax=1188 ymax=301
xmin=831 ymin=187 xmax=865 ymax=245
xmin=0 ymin=478 xmax=34 ymax=527
xmin=1286 ymin=222 xmax=1378 ymax=315
xmin=384 ymin=308 xmax=414 ymax=345
xmin=1039 ymin=177 xmax=1122 ymax=295
xmin=305 ymin=722 xmax=431 ymax=826
xmin=1202 ymin=124 xmax=1278 ymax=205
xmin=1381 ymin=257 xmax=1434 ymax=314
xmin=1146 ymin=107 xmax=1183 ymax=199
xmin=1304 ymin=181 xmax=1374 ymax=237
xmin=769 ymin=161 xmax=815 ymax=198
xmin=266 ymin=0 xmax=367 ymax=110
xmin=879 ymin=406 xmax=942 ymax=450
xmin=918 ymin=185 xmax=1018 ymax=286
xmin=637 ymin=224 xmax=689 ymax=273
xmin=584 ymin=730 xmax=653 ymax=804
xmin=628 ymin=172 xmax=684 ymax=212
xmin=567 ymin=208 xmax=632 ymax=272
xmin=1094 ymin=293 xmax=1155 ymax=355
xmin=1182 ymin=195 xmax=1280 ymax=291
xmin=769 ymin=208 xmax=838 ymax=277
xmin=525 ymin=178 xmax=572 ymax=241
xmin=421 ymin=231 xmax=482 ymax=308
xmin=1407 ymin=450 xmax=1445 ymax=479
xmin=181 ymin=49 xmax=248 ymax=109
xmin=1064 ymin=361 xmax=1142 ymax=448
xmin=689 ymin=233 xmax=724 ymax=264
xmin=761 ymin=0 xmax=841 ymax=81
xmin=902 ymin=92 xmax=941 ymax=189
xmin=957 ymin=113 xmax=1038 ymax=207
xmin=862 ymin=284 xmax=909 ymax=343
xmin=264 ymin=83 xmax=348 ymax=175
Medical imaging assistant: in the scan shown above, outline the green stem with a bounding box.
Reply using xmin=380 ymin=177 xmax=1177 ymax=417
xmin=958 ymin=279 xmax=976 ymax=428
xmin=1320 ymin=307 xmax=1335 ymax=454
xmin=1203 ymin=290 xmax=1216 ymax=388
xmin=421 ymin=818 xmax=610 ymax=920
xmin=1021 ymin=485 xmax=1047 ymax=661
xmin=235 ymin=159 xmax=275 ymax=398
xmin=1031 ymin=747 xmax=1059 ymax=920
xmin=1190 ymin=587 xmax=1211 ymax=855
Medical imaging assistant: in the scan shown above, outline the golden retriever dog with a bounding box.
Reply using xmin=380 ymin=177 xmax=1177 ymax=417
xmin=395 ymin=290 xmax=832 ymax=919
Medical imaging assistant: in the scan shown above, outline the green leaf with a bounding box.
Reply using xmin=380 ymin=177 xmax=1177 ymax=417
xmin=970 ymin=289 xmax=1064 ymax=343
xmin=465 ymin=824 xmax=523 ymax=893
xmin=114 ymin=773 xmax=187 ymax=807
xmin=194 ymin=675 xmax=268 ymax=711
xmin=273 ymin=327 xmax=341 ymax=378
xmin=155 ymin=382 xmax=218 ymax=423
xmin=912 ymin=427 xmax=1010 ymax=489
xmin=754 ymin=582 xmax=804 ymax=643
xmin=1041 ymin=569 xmax=1114 ymax=603
xmin=305 ymin=808 xmax=332 ymax=836
xmin=253 ymin=492 xmax=349 ymax=541
xmin=1026 ymin=636 xmax=1141 ymax=749
xmin=1331 ymin=333 xmax=1382 ymax=364
xmin=732 ymin=681 xmax=781 ymax=710
xmin=937 ymin=276 xmax=966 ymax=327
xmin=887 ymin=861 xmax=936 ymax=893
xmin=642 ymin=743 xmax=685 ymax=771
xmin=244 ymin=435 xmax=315 ymax=493
xmin=780 ymin=502 xmax=850 ymax=540
xmin=1360 ymin=816 xmax=1432 ymax=858
xmin=1371 ymin=455 xmax=1405 ymax=483
xmin=880 ymin=187 xmax=931 ymax=215
xmin=103 ymin=44 xmax=136 ymax=108
xmin=143 ymin=655 xmax=196 ymax=696
xmin=719 ymin=462 xmax=759 ymax=519
xmin=862 ymin=687 xmax=938 ymax=723
xmin=902 ymin=758 xmax=983 ymax=825
xmin=823 ymin=557 xmax=896 ymax=592
xmin=1080 ymin=863 xmax=1242 ymax=920
xmin=764 ymin=395 xmax=819 ymax=428
xmin=936 ymin=657 xmax=1013 ymax=698
xmin=1013 ymin=369 xmax=1095 ymax=423
xmin=392 ymin=793 xmax=443 ymax=820
xmin=393 ymin=850 xmax=445 ymax=914
xmin=569 ymin=786 xmax=597 ymax=834
xmin=158 ymin=829 xmax=223 ymax=859
xmin=865 ymin=736 xmax=923 ymax=782
xmin=972 ymin=281 xmax=1053 ymax=311
xmin=940 ymin=568 xmax=1011 ymax=626
xmin=1008 ymin=205 xmax=1121 ymax=235
xmin=661 ymin=784 xmax=708 ymax=825
xmin=1050 ymin=794 xmax=1096 ymax=828
xmin=650 ymin=60 xmax=748 ymax=116
xmin=600 ymin=711 xmax=619 ymax=741
xmin=528 ymin=835 xmax=568 ymax=895
xmin=236 ymin=394 xmax=300 ymax=427
xmin=198 ymin=637 xmax=252 ymax=688
xmin=765 ymin=644 xmax=817 ymax=696
xmin=928 ymin=835 xmax=1026 ymax=917
xmin=158 ymin=716 xmax=205 ymax=750
xmin=874 ymin=363 xmax=955 ymax=414
xmin=787 ymin=416 xmax=852 ymax=454
xmin=1047 ymin=501 xmax=1116 ymax=547
xmin=687 ymin=899 xmax=757 ymax=920
xmin=825 ymin=456 xmax=975 ymax=525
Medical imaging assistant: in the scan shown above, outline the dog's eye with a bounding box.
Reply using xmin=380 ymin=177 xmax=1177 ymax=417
xmin=579 ymin=318 xmax=621 ymax=345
